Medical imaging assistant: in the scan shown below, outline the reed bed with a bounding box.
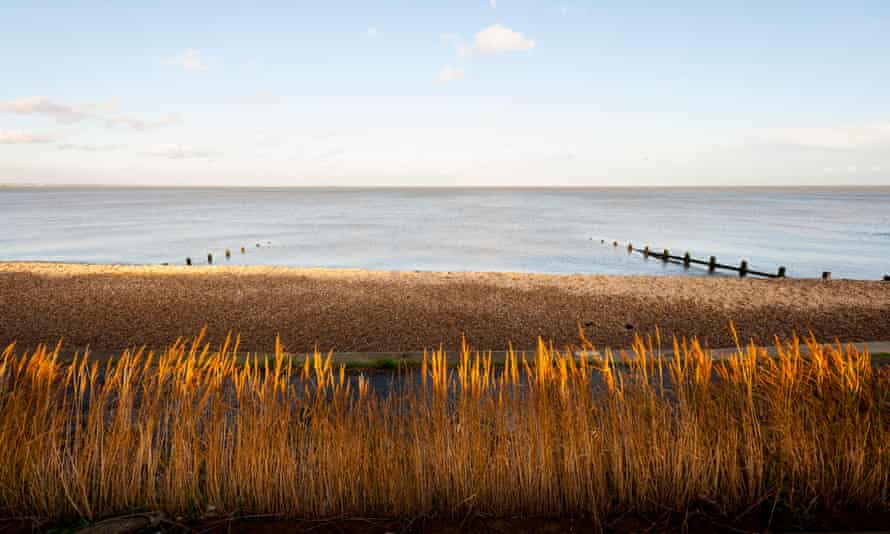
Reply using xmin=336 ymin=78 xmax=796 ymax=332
xmin=1 ymin=329 xmax=888 ymax=527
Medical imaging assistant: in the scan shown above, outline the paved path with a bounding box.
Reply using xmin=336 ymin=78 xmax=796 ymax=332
xmin=30 ymin=340 xmax=890 ymax=366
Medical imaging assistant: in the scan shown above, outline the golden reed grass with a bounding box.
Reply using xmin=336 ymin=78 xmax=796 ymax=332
xmin=0 ymin=328 xmax=888 ymax=524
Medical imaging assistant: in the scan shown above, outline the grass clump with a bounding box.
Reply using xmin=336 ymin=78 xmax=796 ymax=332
xmin=0 ymin=329 xmax=888 ymax=528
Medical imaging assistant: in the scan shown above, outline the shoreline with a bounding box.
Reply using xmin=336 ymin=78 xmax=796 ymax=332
xmin=2 ymin=261 xmax=889 ymax=353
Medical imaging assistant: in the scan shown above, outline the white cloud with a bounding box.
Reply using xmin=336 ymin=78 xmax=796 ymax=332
xmin=438 ymin=66 xmax=465 ymax=83
xmin=471 ymin=24 xmax=535 ymax=54
xmin=148 ymin=146 xmax=217 ymax=160
xmin=164 ymin=49 xmax=207 ymax=71
xmin=367 ymin=27 xmax=379 ymax=38
xmin=0 ymin=128 xmax=55 ymax=144
xmin=489 ymin=0 xmax=497 ymax=7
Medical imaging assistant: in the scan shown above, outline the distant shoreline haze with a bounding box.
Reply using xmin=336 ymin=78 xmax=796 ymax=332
xmin=2 ymin=184 xmax=890 ymax=190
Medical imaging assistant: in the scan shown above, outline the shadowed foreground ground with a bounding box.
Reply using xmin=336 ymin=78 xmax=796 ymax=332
xmin=1 ymin=262 xmax=889 ymax=352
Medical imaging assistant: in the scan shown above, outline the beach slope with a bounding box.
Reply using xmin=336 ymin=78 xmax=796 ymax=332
xmin=1 ymin=262 xmax=888 ymax=352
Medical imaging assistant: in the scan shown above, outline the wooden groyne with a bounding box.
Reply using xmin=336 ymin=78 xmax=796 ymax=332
xmin=603 ymin=239 xmax=890 ymax=280
xmin=182 ymin=242 xmax=265 ymax=265
xmin=603 ymin=240 xmax=787 ymax=278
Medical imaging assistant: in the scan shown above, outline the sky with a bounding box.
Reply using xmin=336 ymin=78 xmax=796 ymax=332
xmin=1 ymin=1 xmax=889 ymax=187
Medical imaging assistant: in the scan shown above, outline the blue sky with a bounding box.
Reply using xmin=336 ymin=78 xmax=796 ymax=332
xmin=1 ymin=1 xmax=889 ymax=186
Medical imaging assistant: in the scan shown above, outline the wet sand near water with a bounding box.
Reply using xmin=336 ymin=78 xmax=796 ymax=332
xmin=1 ymin=262 xmax=889 ymax=353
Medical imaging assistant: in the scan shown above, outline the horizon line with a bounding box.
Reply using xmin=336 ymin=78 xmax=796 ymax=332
xmin=2 ymin=183 xmax=890 ymax=190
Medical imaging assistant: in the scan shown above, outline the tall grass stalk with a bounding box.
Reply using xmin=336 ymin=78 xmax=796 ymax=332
xmin=1 ymin=329 xmax=888 ymax=524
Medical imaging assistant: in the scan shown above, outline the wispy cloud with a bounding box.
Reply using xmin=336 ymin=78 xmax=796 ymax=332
xmin=256 ymin=130 xmax=284 ymax=148
xmin=316 ymin=147 xmax=347 ymax=160
xmin=823 ymin=164 xmax=885 ymax=175
xmin=0 ymin=128 xmax=55 ymax=144
xmin=148 ymin=146 xmax=217 ymax=160
xmin=770 ymin=122 xmax=890 ymax=150
xmin=438 ymin=66 xmax=465 ymax=83
xmin=104 ymin=114 xmax=182 ymax=131
xmin=0 ymin=96 xmax=98 ymax=124
xmin=471 ymin=24 xmax=535 ymax=54
xmin=57 ymin=143 xmax=122 ymax=152
xmin=163 ymin=49 xmax=207 ymax=71
xmin=0 ymin=96 xmax=182 ymax=131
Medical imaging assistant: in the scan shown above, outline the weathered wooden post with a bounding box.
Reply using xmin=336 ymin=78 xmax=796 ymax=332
xmin=225 ymin=248 xmax=231 ymax=258
xmin=662 ymin=249 xmax=669 ymax=262
xmin=627 ymin=243 xmax=633 ymax=253
xmin=240 ymin=246 xmax=246 ymax=254
xmin=643 ymin=246 xmax=650 ymax=258
xmin=186 ymin=257 xmax=191 ymax=266
xmin=777 ymin=266 xmax=786 ymax=278
xmin=208 ymin=253 xmax=213 ymax=264
xmin=739 ymin=260 xmax=748 ymax=277
xmin=683 ymin=252 xmax=691 ymax=267
xmin=708 ymin=256 xmax=716 ymax=273
xmin=822 ymin=271 xmax=832 ymax=281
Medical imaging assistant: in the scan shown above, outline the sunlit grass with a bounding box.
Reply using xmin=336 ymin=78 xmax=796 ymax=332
xmin=1 ymin=327 xmax=888 ymax=526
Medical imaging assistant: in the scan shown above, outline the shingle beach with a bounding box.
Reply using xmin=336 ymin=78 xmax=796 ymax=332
xmin=2 ymin=262 xmax=888 ymax=353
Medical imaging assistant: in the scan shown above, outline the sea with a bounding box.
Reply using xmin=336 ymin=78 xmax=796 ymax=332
xmin=1 ymin=187 xmax=888 ymax=280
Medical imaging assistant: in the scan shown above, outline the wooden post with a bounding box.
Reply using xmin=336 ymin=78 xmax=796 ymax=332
xmin=708 ymin=256 xmax=716 ymax=273
xmin=208 ymin=253 xmax=213 ymax=264
xmin=777 ymin=266 xmax=786 ymax=278
xmin=613 ymin=241 xmax=618 ymax=247
xmin=600 ymin=239 xmax=605 ymax=244
xmin=822 ymin=271 xmax=832 ymax=281
xmin=739 ymin=260 xmax=748 ymax=277
xmin=683 ymin=252 xmax=691 ymax=266
xmin=186 ymin=257 xmax=191 ymax=266
xmin=241 ymin=246 xmax=246 ymax=254
xmin=225 ymin=248 xmax=231 ymax=258
xmin=662 ymin=249 xmax=669 ymax=262
xmin=643 ymin=246 xmax=650 ymax=258
xmin=627 ymin=243 xmax=633 ymax=253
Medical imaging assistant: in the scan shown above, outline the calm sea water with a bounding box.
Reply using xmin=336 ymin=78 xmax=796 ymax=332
xmin=1 ymin=187 xmax=888 ymax=280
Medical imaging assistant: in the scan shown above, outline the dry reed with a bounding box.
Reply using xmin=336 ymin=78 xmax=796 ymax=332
xmin=1 ymin=328 xmax=888 ymax=526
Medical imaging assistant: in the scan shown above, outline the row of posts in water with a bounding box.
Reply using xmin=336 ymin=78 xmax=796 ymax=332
xmin=185 ymin=243 xmax=264 ymax=266
xmin=602 ymin=239 xmax=890 ymax=281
